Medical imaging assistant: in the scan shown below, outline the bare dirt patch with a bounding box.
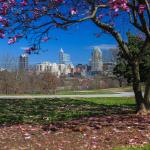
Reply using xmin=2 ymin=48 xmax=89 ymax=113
xmin=0 ymin=115 xmax=150 ymax=150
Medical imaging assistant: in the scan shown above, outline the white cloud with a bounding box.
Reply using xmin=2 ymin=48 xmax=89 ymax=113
xmin=91 ymin=44 xmax=117 ymax=50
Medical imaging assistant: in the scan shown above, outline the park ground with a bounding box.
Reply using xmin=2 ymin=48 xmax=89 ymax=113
xmin=0 ymin=97 xmax=150 ymax=150
xmin=56 ymin=86 xmax=134 ymax=95
xmin=0 ymin=86 xmax=134 ymax=96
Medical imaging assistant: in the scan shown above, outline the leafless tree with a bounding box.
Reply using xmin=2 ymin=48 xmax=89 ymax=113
xmin=40 ymin=72 xmax=59 ymax=94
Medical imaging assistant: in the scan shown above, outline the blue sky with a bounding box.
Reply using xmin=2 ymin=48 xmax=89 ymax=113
xmin=0 ymin=20 xmax=128 ymax=65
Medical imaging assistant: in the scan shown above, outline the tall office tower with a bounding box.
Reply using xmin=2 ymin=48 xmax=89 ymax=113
xmin=91 ymin=47 xmax=103 ymax=72
xmin=59 ymin=48 xmax=64 ymax=64
xmin=19 ymin=54 xmax=28 ymax=71
xmin=59 ymin=48 xmax=71 ymax=65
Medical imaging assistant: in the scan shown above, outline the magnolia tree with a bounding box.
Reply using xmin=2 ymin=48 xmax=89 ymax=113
xmin=0 ymin=0 xmax=150 ymax=114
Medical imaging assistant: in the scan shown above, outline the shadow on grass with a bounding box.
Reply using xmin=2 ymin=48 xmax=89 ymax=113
xmin=0 ymin=98 xmax=136 ymax=126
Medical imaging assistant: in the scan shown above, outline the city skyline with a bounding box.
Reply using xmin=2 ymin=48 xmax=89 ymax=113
xmin=31 ymin=46 xmax=115 ymax=66
xmin=35 ymin=47 xmax=115 ymax=77
xmin=0 ymin=45 xmax=116 ymax=70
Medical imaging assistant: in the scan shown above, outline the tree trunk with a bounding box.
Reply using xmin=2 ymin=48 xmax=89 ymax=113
xmin=144 ymin=73 xmax=150 ymax=110
xmin=132 ymin=62 xmax=150 ymax=114
xmin=118 ymin=78 xmax=123 ymax=87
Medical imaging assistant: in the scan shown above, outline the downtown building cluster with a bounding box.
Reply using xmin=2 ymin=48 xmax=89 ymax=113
xmin=18 ymin=47 xmax=116 ymax=77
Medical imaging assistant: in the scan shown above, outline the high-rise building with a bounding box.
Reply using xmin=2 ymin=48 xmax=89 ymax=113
xmin=59 ymin=48 xmax=64 ymax=64
xmin=91 ymin=47 xmax=103 ymax=72
xmin=59 ymin=48 xmax=71 ymax=64
xmin=19 ymin=54 xmax=28 ymax=71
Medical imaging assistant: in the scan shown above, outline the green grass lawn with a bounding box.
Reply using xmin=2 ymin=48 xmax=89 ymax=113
xmin=0 ymin=97 xmax=135 ymax=125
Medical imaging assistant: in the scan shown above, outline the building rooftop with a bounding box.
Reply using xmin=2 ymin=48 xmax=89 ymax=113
xmin=60 ymin=48 xmax=64 ymax=53
xmin=21 ymin=54 xmax=28 ymax=57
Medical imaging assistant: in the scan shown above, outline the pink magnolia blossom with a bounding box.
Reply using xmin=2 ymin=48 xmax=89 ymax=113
xmin=139 ymin=4 xmax=146 ymax=14
xmin=0 ymin=29 xmax=5 ymax=38
xmin=8 ymin=36 xmax=17 ymax=44
xmin=20 ymin=0 xmax=27 ymax=6
xmin=98 ymin=14 xmax=104 ymax=19
xmin=70 ymin=8 xmax=78 ymax=15
xmin=0 ymin=16 xmax=9 ymax=27
xmin=0 ymin=0 xmax=148 ymax=47
xmin=2 ymin=3 xmax=9 ymax=10
xmin=8 ymin=0 xmax=16 ymax=5
xmin=0 ymin=33 xmax=5 ymax=38
xmin=109 ymin=0 xmax=130 ymax=12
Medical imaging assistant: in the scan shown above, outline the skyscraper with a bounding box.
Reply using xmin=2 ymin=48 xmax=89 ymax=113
xmin=19 ymin=54 xmax=28 ymax=71
xmin=59 ymin=48 xmax=71 ymax=65
xmin=91 ymin=47 xmax=103 ymax=72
